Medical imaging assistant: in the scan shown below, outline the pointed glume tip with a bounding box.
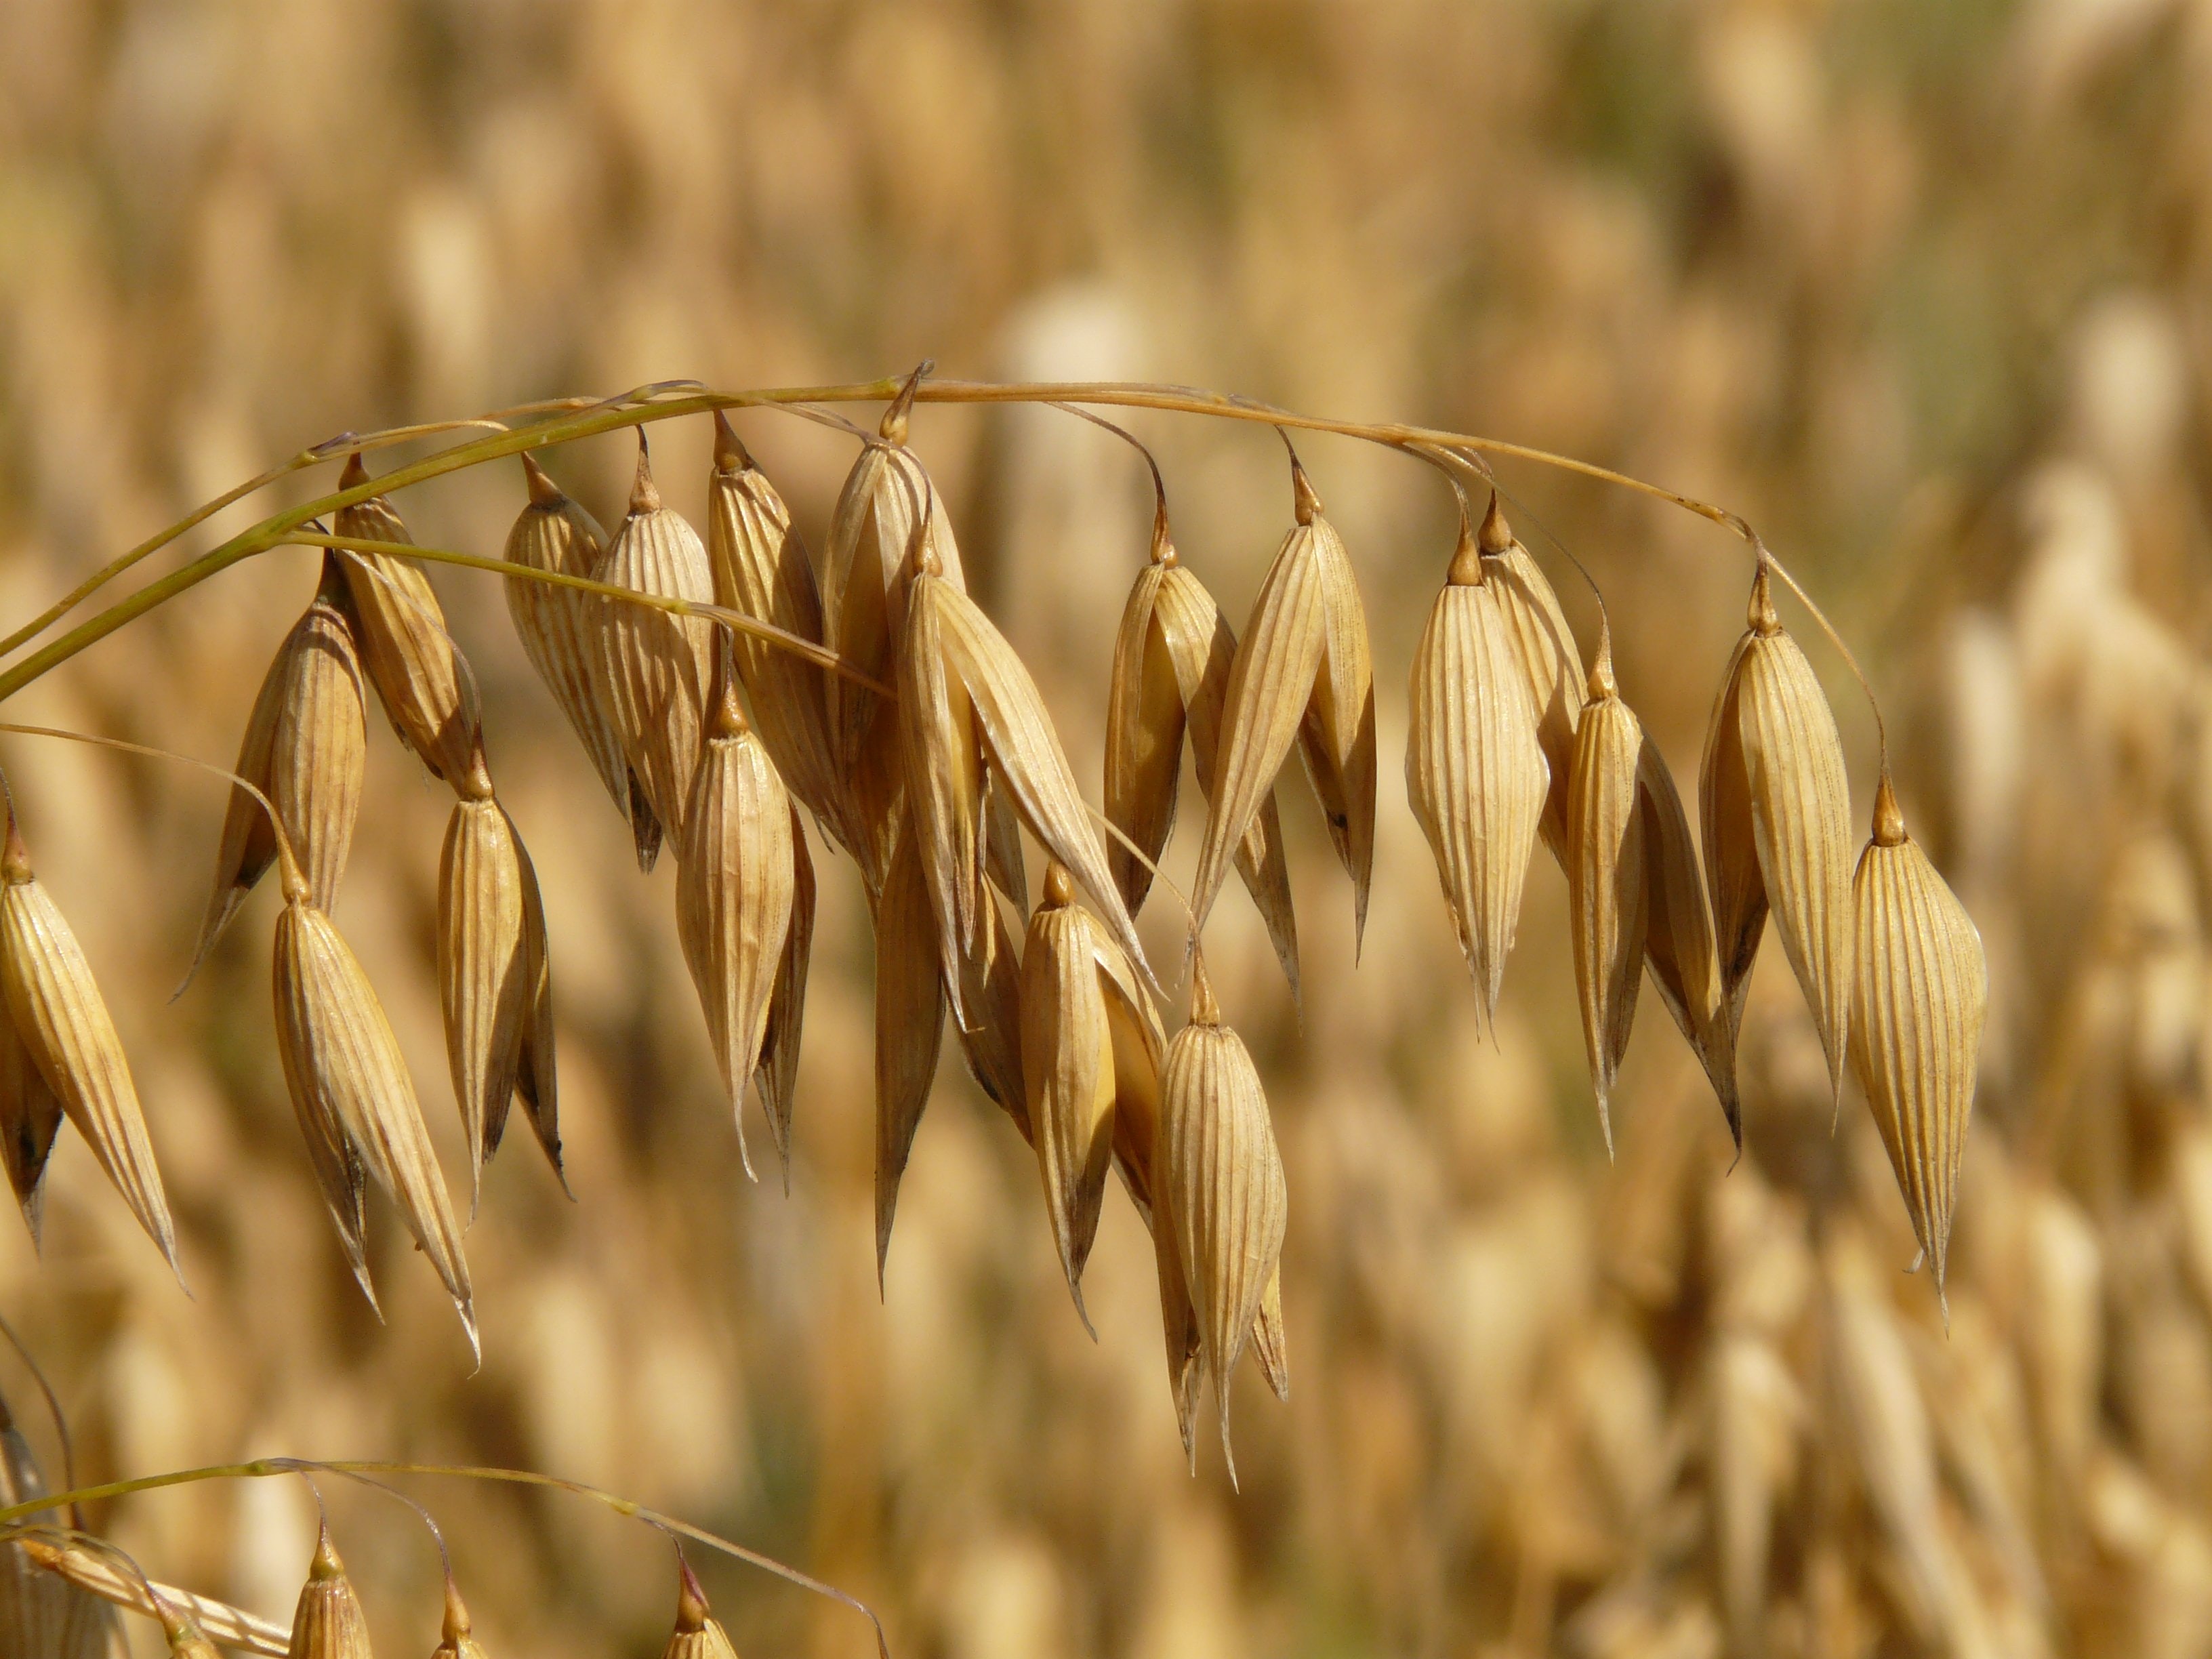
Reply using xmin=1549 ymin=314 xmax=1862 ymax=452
xmin=674 ymin=1557 xmax=712 ymax=1633
xmin=630 ymin=432 xmax=662 ymax=515
xmin=338 ymin=450 xmax=371 ymax=491
xmin=1477 ymin=490 xmax=1513 ymax=556
xmin=712 ymin=409 xmax=751 ymax=472
xmin=521 ymin=451 xmax=565 ymax=506
xmin=1290 ymin=455 xmax=1321 ymax=525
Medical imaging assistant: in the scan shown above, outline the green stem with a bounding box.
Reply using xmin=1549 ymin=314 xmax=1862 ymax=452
xmin=0 ymin=1458 xmax=890 ymax=1659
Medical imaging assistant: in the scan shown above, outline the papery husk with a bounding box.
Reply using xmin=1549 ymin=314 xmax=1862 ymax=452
xmin=659 ymin=1561 xmax=739 ymax=1659
xmin=285 ymin=1530 xmax=370 ymax=1659
xmin=505 ymin=455 xmax=659 ymax=867
xmin=754 ymin=805 xmax=814 ymax=1189
xmin=1476 ymin=493 xmax=1583 ymax=861
xmin=436 ymin=794 xmax=530 ymax=1212
xmin=273 ymin=895 xmax=475 ymax=1357
xmin=429 ymin=1581 xmax=489 ymax=1659
xmin=1850 ymin=774 xmax=1988 ymax=1305
xmin=1406 ymin=513 xmax=1549 ymax=1031
xmin=676 ymin=672 xmax=796 ymax=1181
xmin=1107 ymin=535 xmax=1299 ymax=996
xmin=1252 ymin=1265 xmax=1290 ymax=1403
xmin=1566 ymin=651 xmax=1647 ymax=1156
xmin=0 ymin=999 xmax=61 ymax=1246
xmin=920 ymin=575 xmax=1160 ymax=998
xmin=0 ymin=816 xmax=179 ymax=1275
xmin=0 ymin=1397 xmax=126 ymax=1659
xmin=1707 ymin=562 xmax=1855 ymax=1098
xmin=510 ymin=829 xmax=565 ymax=1192
xmin=1635 ymin=737 xmax=1740 ymax=1147
xmin=982 ymin=764 xmax=1027 ymax=909
xmin=706 ymin=414 xmax=853 ymax=856
xmin=898 ymin=564 xmax=989 ymax=1027
xmin=1290 ymin=464 xmax=1378 ymax=947
xmin=188 ymin=554 xmax=365 ymax=983
xmin=949 ymin=888 xmax=1029 ymax=1139
xmin=14 ymin=1536 xmax=287 ymax=1658
xmin=1161 ymin=952 xmax=1288 ymax=1487
xmin=1149 ymin=1145 xmax=1204 ymax=1470
xmin=874 ymin=817 xmax=943 ymax=1286
xmin=592 ymin=436 xmax=717 ymax=847
xmin=333 ymin=453 xmax=485 ymax=791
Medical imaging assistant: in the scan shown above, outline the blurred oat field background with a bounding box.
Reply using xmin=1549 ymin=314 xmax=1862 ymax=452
xmin=3 ymin=1 xmax=2212 ymax=1656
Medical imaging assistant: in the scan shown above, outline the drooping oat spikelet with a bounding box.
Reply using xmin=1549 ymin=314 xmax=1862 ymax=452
xmin=874 ymin=817 xmax=944 ymax=1286
xmin=0 ymin=1001 xmax=61 ymax=1246
xmin=334 ymin=452 xmax=485 ymax=791
xmin=1406 ymin=508 xmax=1549 ymax=1029
xmin=1106 ymin=520 xmax=1299 ymax=995
xmin=437 ymin=790 xmax=531 ymax=1212
xmin=510 ymin=831 xmax=565 ymax=1192
xmin=706 ymin=414 xmax=853 ymax=857
xmin=897 ymin=557 xmax=989 ymax=1025
xmin=948 ymin=888 xmax=1029 ymax=1138
xmin=0 ymin=1393 xmax=125 ymax=1659
xmin=285 ymin=1529 xmax=371 ymax=1659
xmin=823 ymin=396 xmax=966 ymax=893
xmin=0 ymin=811 xmax=179 ymax=1274
xmin=430 ymin=1582 xmax=489 ymax=1659
xmin=14 ymin=1535 xmax=288 ymax=1658
xmin=1475 ymin=493 xmax=1583 ymax=861
xmin=188 ymin=554 xmax=365 ymax=981
xmin=918 ymin=573 xmax=1160 ymax=997
xmin=274 ymin=886 xmax=475 ymax=1355
xmin=592 ymin=434 xmax=717 ymax=846
xmin=1633 ymin=740 xmax=1740 ymax=1147
xmin=660 ymin=1560 xmax=739 ymax=1659
xmin=1191 ymin=459 xmax=1373 ymax=946
xmin=1021 ymin=863 xmax=1164 ymax=1332
xmin=1849 ymin=774 xmax=1988 ymax=1305
xmin=1161 ymin=951 xmax=1287 ymax=1486
xmin=754 ymin=806 xmax=813 ymax=1189
xmin=1704 ymin=562 xmax=1854 ymax=1097
xmin=505 ymin=454 xmax=660 ymax=868
xmin=1566 ymin=643 xmax=1647 ymax=1155
xmin=677 ymin=670 xmax=796 ymax=1181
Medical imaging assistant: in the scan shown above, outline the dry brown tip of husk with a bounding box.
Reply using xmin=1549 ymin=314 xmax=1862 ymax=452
xmin=438 ymin=796 xmax=531 ymax=1214
xmin=430 ymin=1579 xmax=488 ymax=1659
xmin=592 ymin=434 xmax=717 ymax=848
xmin=1566 ymin=659 xmax=1647 ymax=1158
xmin=1634 ymin=737 xmax=1738 ymax=1147
xmin=1406 ymin=558 xmax=1549 ymax=1033
xmin=660 ymin=1559 xmax=739 ymax=1659
xmin=874 ymin=819 xmax=944 ymax=1289
xmin=0 ymin=998 xmax=62 ymax=1248
xmin=274 ymin=898 xmax=475 ymax=1355
xmin=1161 ymin=950 xmax=1287 ymax=1488
xmin=1849 ymin=773 xmax=1987 ymax=1307
xmin=285 ymin=1528 xmax=371 ymax=1659
xmin=187 ymin=556 xmax=367 ymax=987
xmin=333 ymin=455 xmax=485 ymax=792
xmin=677 ymin=687 xmax=796 ymax=1181
xmin=1253 ymin=1264 xmax=1290 ymax=1401
xmin=1477 ymin=489 xmax=1513 ymax=555
xmin=0 ymin=815 xmax=180 ymax=1275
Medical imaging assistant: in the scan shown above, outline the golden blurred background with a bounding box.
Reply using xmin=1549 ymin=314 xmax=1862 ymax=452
xmin=3 ymin=1 xmax=2212 ymax=1655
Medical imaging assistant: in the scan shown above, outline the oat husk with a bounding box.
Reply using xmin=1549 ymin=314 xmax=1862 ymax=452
xmin=1021 ymin=863 xmax=1164 ymax=1332
xmin=898 ymin=558 xmax=990 ymax=1027
xmin=14 ymin=1536 xmax=287 ymax=1658
xmin=334 ymin=452 xmax=485 ymax=791
xmin=660 ymin=1560 xmax=739 ymax=1659
xmin=1703 ymin=562 xmax=1854 ymax=1099
xmin=706 ymin=413 xmax=854 ymax=857
xmin=285 ymin=1529 xmax=371 ymax=1659
xmin=1252 ymin=1265 xmax=1290 ymax=1403
xmin=1850 ymin=774 xmax=1988 ymax=1305
xmin=1406 ymin=508 xmax=1550 ymax=1031
xmin=0 ymin=998 xmax=61 ymax=1246
xmin=509 ymin=827 xmax=564 ymax=1191
xmin=592 ymin=435 xmax=717 ymax=846
xmin=676 ymin=669 xmax=796 ymax=1181
xmin=0 ymin=1397 xmax=125 ymax=1659
xmin=187 ymin=554 xmax=365 ymax=983
xmin=0 ymin=813 xmax=179 ymax=1275
xmin=982 ymin=764 xmax=1027 ymax=909
xmin=1566 ymin=645 xmax=1647 ymax=1156
xmin=874 ymin=815 xmax=944 ymax=1286
xmin=1161 ymin=951 xmax=1288 ymax=1486
xmin=1191 ymin=460 xmax=1373 ymax=947
xmin=1475 ymin=493 xmax=1583 ymax=861
xmin=753 ymin=806 xmax=814 ymax=1189
xmin=274 ymin=890 xmax=475 ymax=1355
xmin=436 ymin=793 xmax=531 ymax=1212
xmin=505 ymin=454 xmax=661 ymax=868
xmin=1107 ymin=517 xmax=1299 ymax=996
xmin=949 ymin=886 xmax=1029 ymax=1138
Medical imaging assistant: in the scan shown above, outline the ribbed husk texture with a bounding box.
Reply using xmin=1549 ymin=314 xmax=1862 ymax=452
xmin=333 ymin=453 xmax=485 ymax=792
xmin=676 ymin=681 xmax=796 ymax=1182
xmin=1566 ymin=659 xmax=1647 ymax=1155
xmin=1849 ymin=776 xmax=1988 ymax=1303
xmin=0 ymin=817 xmax=178 ymax=1273
xmin=1107 ymin=529 xmax=1300 ymax=996
xmin=1635 ymin=737 xmax=1740 ymax=1145
xmin=754 ymin=804 xmax=814 ymax=1186
xmin=1476 ymin=495 xmax=1584 ymax=861
xmin=188 ymin=554 xmax=365 ymax=983
xmin=1160 ymin=956 xmax=1287 ymax=1486
xmin=504 ymin=455 xmax=656 ymax=865
xmin=659 ymin=1563 xmax=739 ymax=1659
xmin=285 ymin=1531 xmax=371 ymax=1659
xmin=592 ymin=438 xmax=717 ymax=849
xmin=273 ymin=898 xmax=476 ymax=1357
xmin=874 ymin=815 xmax=943 ymax=1285
xmin=1406 ymin=519 xmax=1549 ymax=1031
